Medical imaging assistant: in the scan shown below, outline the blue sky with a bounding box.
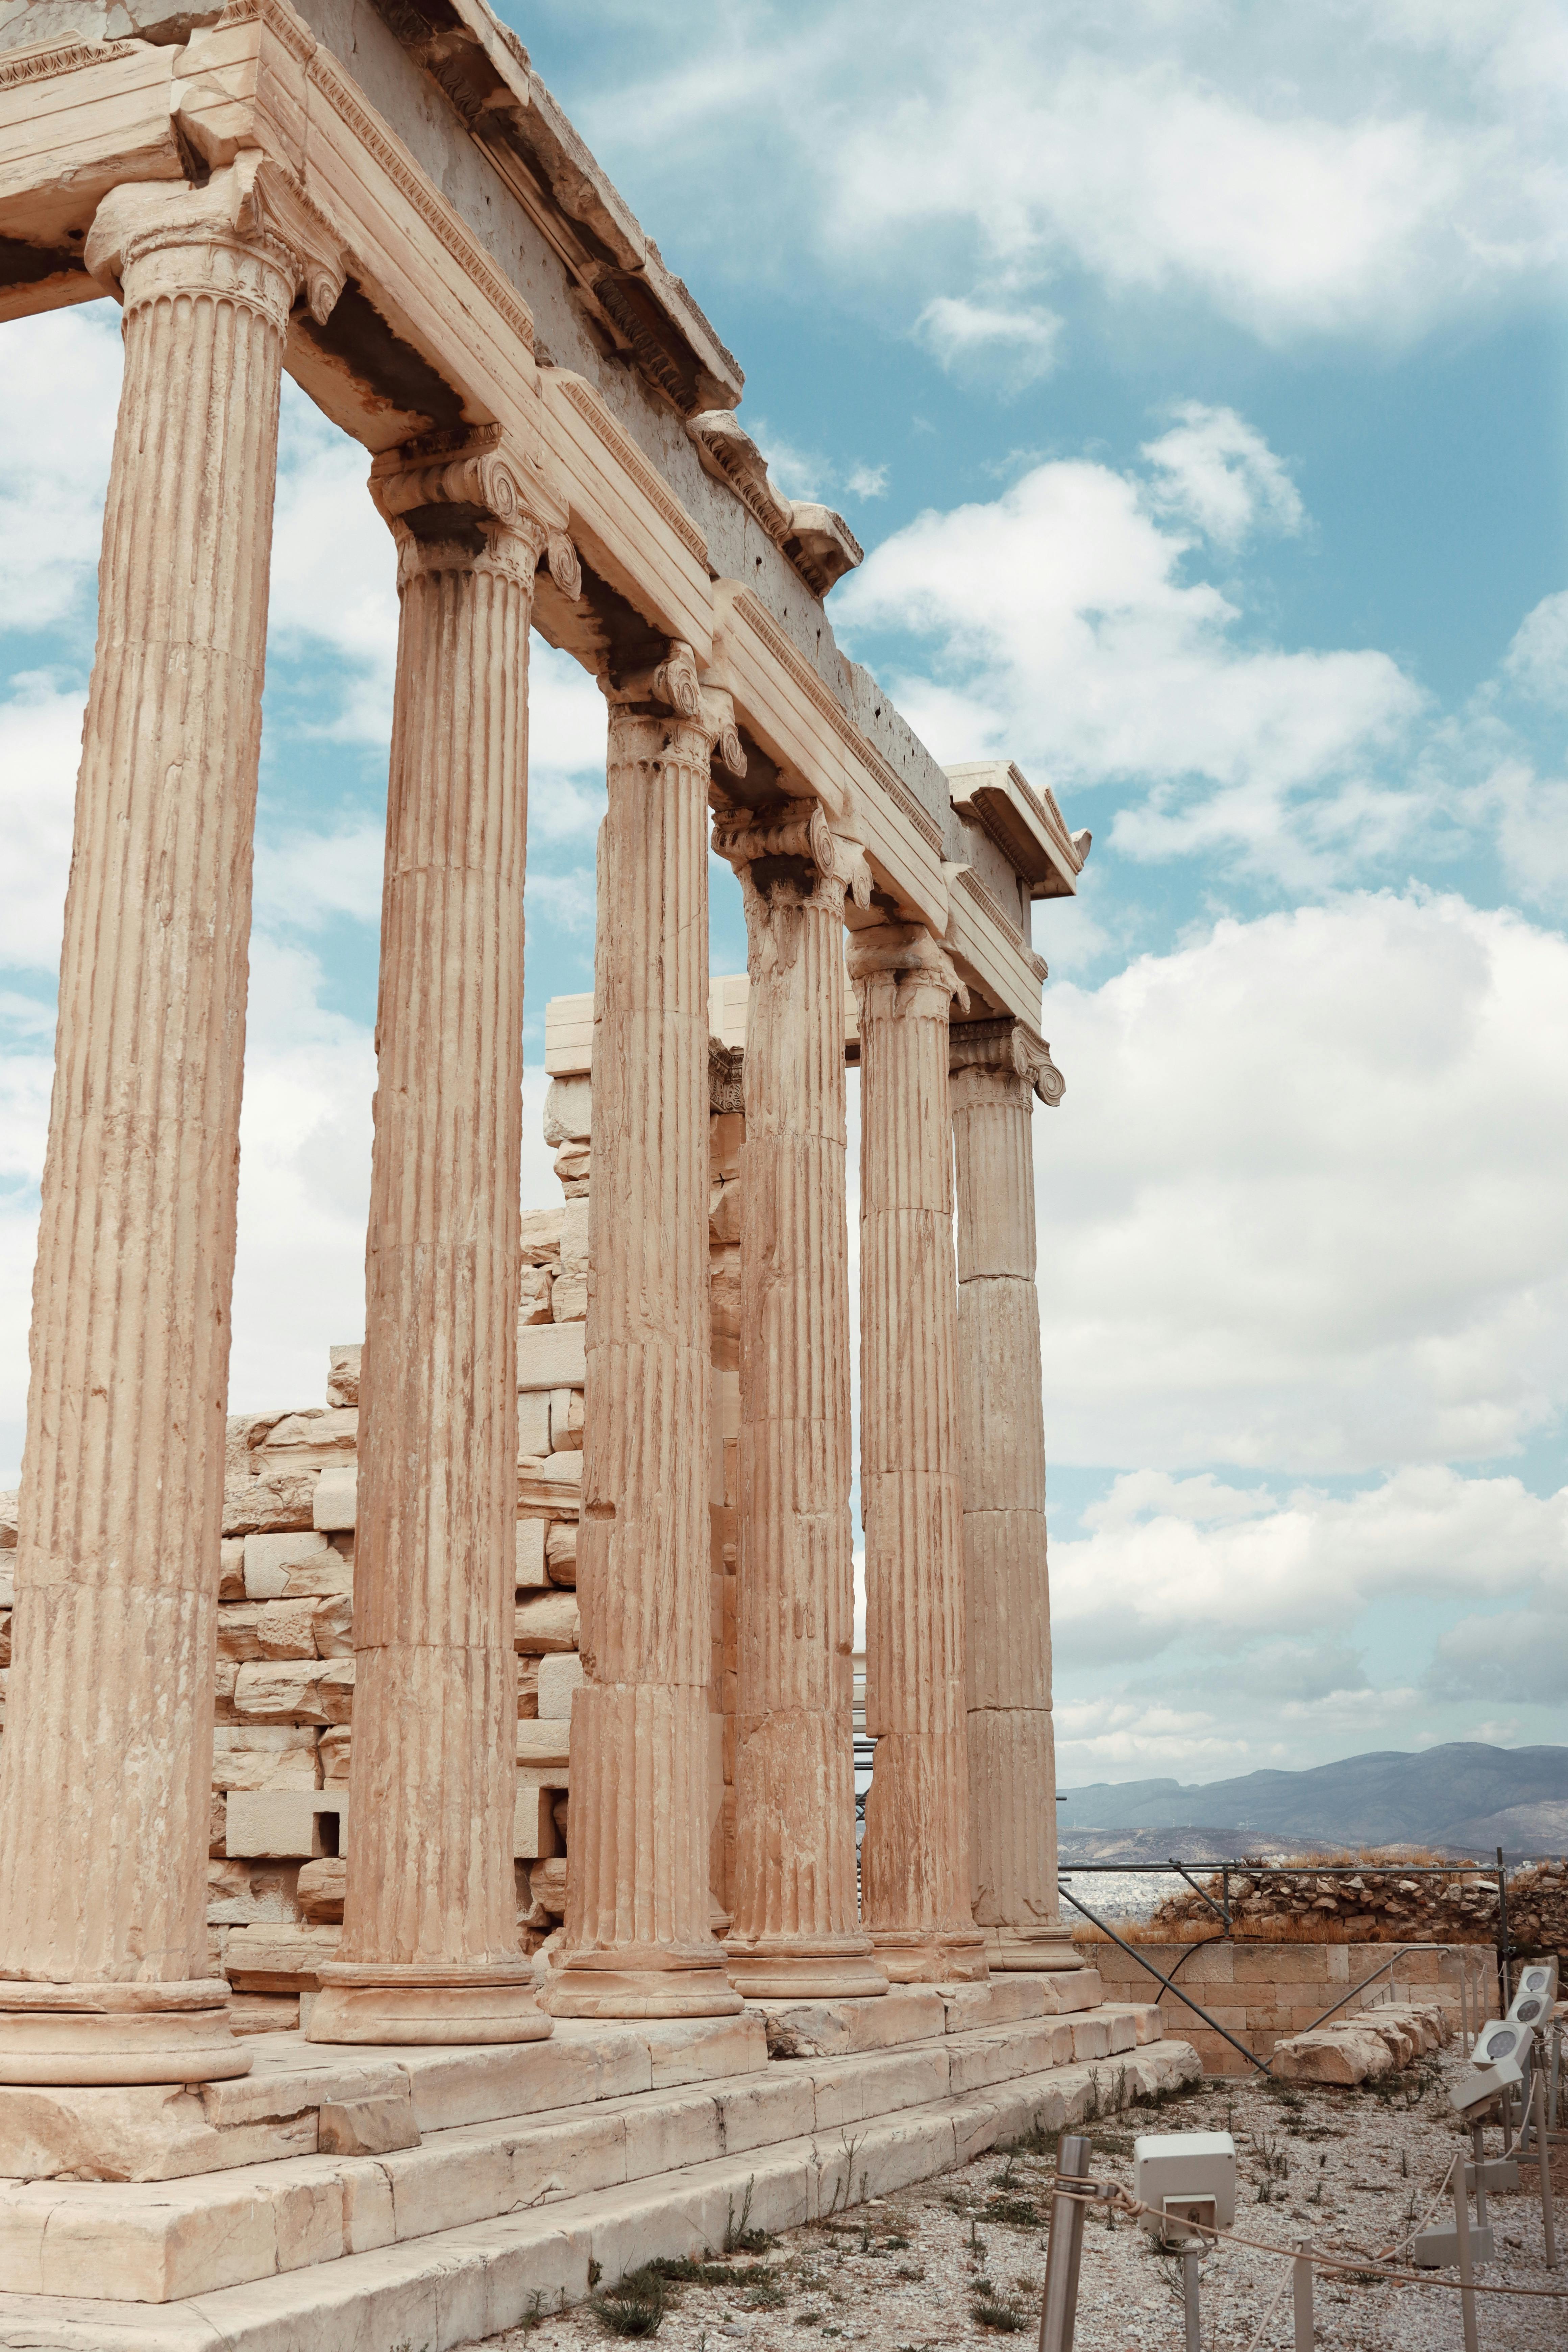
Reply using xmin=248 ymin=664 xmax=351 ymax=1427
xmin=2 ymin=0 xmax=1565 ymax=1787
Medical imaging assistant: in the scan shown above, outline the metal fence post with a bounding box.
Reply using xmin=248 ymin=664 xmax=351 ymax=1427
xmin=1534 ymin=2064 xmax=1557 ymax=2269
xmin=1038 ymin=2133 xmax=1091 ymax=2352
xmin=1292 ymin=2245 xmax=1313 ymax=2349
xmin=1181 ymin=2248 xmax=1201 ymax=2352
xmin=1453 ymin=2154 xmax=1479 ymax=2352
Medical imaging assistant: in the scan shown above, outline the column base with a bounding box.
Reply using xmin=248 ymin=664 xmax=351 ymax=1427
xmin=984 ymin=1924 xmax=1088 ymax=1973
xmin=538 ymin=1944 xmax=744 ymax=2019
xmin=723 ymin=1936 xmax=890 ymax=2001
xmin=869 ymin=1930 xmax=990 ymax=1985
xmin=0 ymin=1980 xmax=253 ymax=2086
xmin=307 ymin=1963 xmax=552 ymax=2046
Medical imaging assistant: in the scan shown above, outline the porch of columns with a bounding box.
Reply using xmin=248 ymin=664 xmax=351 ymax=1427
xmin=949 ymin=1019 xmax=1082 ymax=1975
xmin=0 ymin=163 xmax=344 ymax=2086
xmin=712 ymin=800 xmax=887 ymax=2001
xmin=541 ymin=643 xmax=744 ymax=2018
xmin=310 ymin=437 xmax=579 ymax=2044
xmin=850 ymin=920 xmax=988 ymax=1985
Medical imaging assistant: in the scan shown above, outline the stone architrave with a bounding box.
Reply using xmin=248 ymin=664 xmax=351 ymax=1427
xmin=541 ymin=646 xmax=743 ymax=2018
xmin=850 ymin=921 xmax=988 ymax=1985
xmin=949 ymin=1017 xmax=1082 ymax=1974
xmin=712 ymin=801 xmax=886 ymax=2001
xmin=309 ymin=438 xmax=579 ymax=2046
xmin=0 ymin=163 xmax=344 ymax=2087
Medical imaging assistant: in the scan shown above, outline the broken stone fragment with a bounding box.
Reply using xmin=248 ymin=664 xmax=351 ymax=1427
xmin=297 ymin=1857 xmax=347 ymax=1924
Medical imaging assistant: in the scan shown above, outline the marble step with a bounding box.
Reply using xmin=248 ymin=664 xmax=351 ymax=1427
xmin=0 ymin=2005 xmax=1158 ymax=2305
xmin=0 ymin=1974 xmax=1107 ymax=2192
xmin=0 ymin=2038 xmax=1199 ymax=2352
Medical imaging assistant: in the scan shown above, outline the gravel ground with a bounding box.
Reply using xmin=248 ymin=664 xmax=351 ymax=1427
xmin=471 ymin=2045 xmax=1564 ymax=2352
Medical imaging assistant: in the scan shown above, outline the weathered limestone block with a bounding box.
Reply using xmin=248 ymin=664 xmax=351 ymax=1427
xmin=538 ymin=1652 xmax=586 ymax=1718
xmin=234 ymin=1658 xmax=354 ymax=1725
xmin=205 ymin=1862 xmax=304 ymax=1929
xmin=520 ymin=1207 xmax=564 ymax=1264
xmin=852 ymin=923 xmax=986 ymax=1985
xmin=297 ymin=1859 xmax=347 ymax=1925
xmin=516 ymin=1593 xmax=581 ymax=1653
xmin=516 ymin=1518 xmax=549 ymax=1591
xmin=223 ymin=1472 xmax=318 ymax=1536
xmin=211 ymin=1729 xmax=321 ymax=1796
xmin=713 ymin=803 xmax=883 ymax=2002
xmin=519 ymin=1263 xmax=555 ymax=1324
xmin=312 ymin=1467 xmax=358 ymax=1532
xmin=547 ymin=649 xmax=741 ymax=2022
xmin=313 ymin=1594 xmax=354 ymax=1658
xmin=254 ymin=1598 xmax=319 ymax=1660
xmin=546 ymin=1521 xmax=578 ymax=1584
xmin=252 ymin=1407 xmax=359 ymax=1472
xmin=218 ymin=1539 xmax=246 ymax=1602
xmin=0 ymin=159 xmax=347 ymax=2093
xmin=243 ymin=1524 xmax=348 ymax=1599
xmin=311 ymin=435 xmax=569 ymax=2051
xmin=326 ymin=1346 xmax=361 ymax=1408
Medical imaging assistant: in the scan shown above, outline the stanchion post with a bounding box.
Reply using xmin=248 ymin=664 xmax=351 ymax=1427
xmin=1292 ymin=2245 xmax=1313 ymax=2349
xmin=1534 ymin=2064 xmax=1557 ymax=2269
xmin=1038 ymin=2133 xmax=1091 ymax=2352
xmin=1453 ymin=2153 xmax=1479 ymax=2352
xmin=1470 ymin=2122 xmax=1488 ymax=2230
xmin=1181 ymin=2247 xmax=1201 ymax=2352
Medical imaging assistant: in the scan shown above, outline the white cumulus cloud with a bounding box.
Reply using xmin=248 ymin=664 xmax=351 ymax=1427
xmin=837 ymin=433 xmax=1422 ymax=882
xmin=1035 ymin=890 xmax=1568 ymax=1472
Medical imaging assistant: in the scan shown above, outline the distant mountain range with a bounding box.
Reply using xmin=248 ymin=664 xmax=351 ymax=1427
xmin=1056 ymin=1743 xmax=1568 ymax=1854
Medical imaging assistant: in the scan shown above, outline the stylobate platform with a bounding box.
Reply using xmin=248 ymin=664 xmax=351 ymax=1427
xmin=0 ymin=1979 xmax=1200 ymax=2349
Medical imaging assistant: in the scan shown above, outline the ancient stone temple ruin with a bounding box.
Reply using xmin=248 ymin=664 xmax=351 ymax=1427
xmin=0 ymin=1 xmax=1196 ymax=2338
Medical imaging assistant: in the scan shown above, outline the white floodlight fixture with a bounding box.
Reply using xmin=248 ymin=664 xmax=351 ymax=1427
xmin=1451 ymin=2019 xmax=1531 ymax=2117
xmin=1133 ymin=2131 xmax=1236 ymax=2242
xmin=1506 ymin=1959 xmax=1558 ymax=2030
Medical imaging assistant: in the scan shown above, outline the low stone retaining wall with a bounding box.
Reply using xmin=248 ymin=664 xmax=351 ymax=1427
xmin=1073 ymin=1936 xmax=1499 ymax=2075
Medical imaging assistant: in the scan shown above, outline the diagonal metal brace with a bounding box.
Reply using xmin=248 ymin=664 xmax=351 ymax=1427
xmin=1056 ymin=1881 xmax=1272 ymax=2076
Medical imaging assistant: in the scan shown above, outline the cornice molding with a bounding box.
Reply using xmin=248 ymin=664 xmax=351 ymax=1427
xmin=302 ymin=33 xmax=537 ymax=356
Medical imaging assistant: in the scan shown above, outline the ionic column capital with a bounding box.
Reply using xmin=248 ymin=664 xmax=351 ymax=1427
xmin=847 ymin=917 xmax=968 ymax=1018
xmin=370 ymin=427 xmax=582 ymax=594
xmin=605 ymin=640 xmax=748 ymax=775
xmin=710 ymin=793 xmax=872 ymax=912
xmin=949 ymin=1015 xmax=1064 ymax=1108
xmin=86 ymin=155 xmax=348 ymax=333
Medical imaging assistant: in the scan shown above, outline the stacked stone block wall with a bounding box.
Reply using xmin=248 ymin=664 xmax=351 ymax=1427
xmin=1078 ymin=1935 xmax=1500 ymax=2077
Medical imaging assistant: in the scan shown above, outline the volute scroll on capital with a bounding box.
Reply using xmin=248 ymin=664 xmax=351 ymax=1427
xmin=85 ymin=154 xmax=348 ymax=328
xmin=369 ymin=427 xmax=582 ymax=597
xmin=709 ymin=794 xmax=869 ymax=907
xmin=949 ymin=1013 xmax=1064 ymax=1107
xmin=608 ymin=640 xmax=747 ymax=775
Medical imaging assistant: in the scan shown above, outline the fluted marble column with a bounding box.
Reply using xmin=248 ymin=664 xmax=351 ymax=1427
xmin=714 ymin=803 xmax=886 ymax=2001
xmin=310 ymin=440 xmax=576 ymax=2045
xmin=543 ymin=645 xmax=742 ymax=2017
xmin=0 ymin=163 xmax=342 ymax=2087
xmin=852 ymin=922 xmax=987 ymax=1984
xmin=950 ymin=1018 xmax=1082 ymax=1973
